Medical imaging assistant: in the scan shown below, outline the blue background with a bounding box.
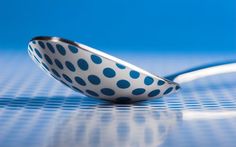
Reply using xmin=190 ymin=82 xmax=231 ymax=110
xmin=0 ymin=1 xmax=236 ymax=146
xmin=0 ymin=0 xmax=235 ymax=53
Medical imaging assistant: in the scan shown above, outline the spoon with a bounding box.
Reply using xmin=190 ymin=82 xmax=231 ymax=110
xmin=28 ymin=36 xmax=236 ymax=102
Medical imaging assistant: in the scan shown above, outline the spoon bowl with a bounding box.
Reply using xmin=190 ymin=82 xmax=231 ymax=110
xmin=28 ymin=36 xmax=180 ymax=102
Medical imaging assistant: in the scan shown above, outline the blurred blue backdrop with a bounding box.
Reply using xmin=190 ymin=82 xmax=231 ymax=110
xmin=0 ymin=0 xmax=235 ymax=53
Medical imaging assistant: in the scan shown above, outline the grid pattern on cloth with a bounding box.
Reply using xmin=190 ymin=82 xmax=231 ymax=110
xmin=0 ymin=51 xmax=236 ymax=147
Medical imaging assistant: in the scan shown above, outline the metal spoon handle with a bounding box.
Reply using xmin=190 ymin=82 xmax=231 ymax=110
xmin=165 ymin=60 xmax=236 ymax=84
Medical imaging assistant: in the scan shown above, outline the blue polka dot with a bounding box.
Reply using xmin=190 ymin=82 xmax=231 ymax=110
xmin=50 ymin=74 xmax=58 ymax=80
xmin=157 ymin=80 xmax=165 ymax=86
xmin=38 ymin=41 xmax=45 ymax=49
xmin=72 ymin=86 xmax=84 ymax=93
xmin=77 ymin=59 xmax=88 ymax=71
xmin=115 ymin=97 xmax=131 ymax=103
xmin=62 ymin=74 xmax=72 ymax=83
xmin=42 ymin=62 xmax=49 ymax=71
xmin=44 ymin=54 xmax=53 ymax=65
xmin=60 ymin=80 xmax=70 ymax=88
xmin=117 ymin=80 xmax=130 ymax=89
xmin=33 ymin=56 xmax=40 ymax=63
xmin=144 ymin=76 xmax=154 ymax=85
xmin=132 ymin=88 xmax=145 ymax=95
xmin=91 ymin=54 xmax=102 ymax=64
xmin=88 ymin=75 xmax=101 ymax=85
xmin=164 ymin=87 xmax=173 ymax=95
xmin=34 ymin=48 xmax=42 ymax=59
xmin=148 ymin=89 xmax=160 ymax=97
xmin=56 ymin=44 xmax=66 ymax=55
xmin=101 ymin=88 xmax=115 ymax=96
xmin=130 ymin=70 xmax=140 ymax=79
xmin=65 ymin=61 xmax=76 ymax=72
xmin=75 ymin=76 xmax=86 ymax=86
xmin=86 ymin=90 xmax=99 ymax=97
xmin=51 ymin=69 xmax=61 ymax=78
xmin=103 ymin=68 xmax=116 ymax=78
xmin=54 ymin=59 xmax=63 ymax=69
xmin=68 ymin=45 xmax=78 ymax=53
xmin=46 ymin=43 xmax=55 ymax=53
xmin=116 ymin=63 xmax=126 ymax=69
xmin=175 ymin=85 xmax=180 ymax=90
xmin=28 ymin=45 xmax=33 ymax=51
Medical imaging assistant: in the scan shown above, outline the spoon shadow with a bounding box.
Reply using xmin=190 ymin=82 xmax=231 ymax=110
xmin=0 ymin=94 xmax=172 ymax=110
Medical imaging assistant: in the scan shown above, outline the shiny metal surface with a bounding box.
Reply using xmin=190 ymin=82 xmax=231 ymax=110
xmin=29 ymin=37 xmax=179 ymax=101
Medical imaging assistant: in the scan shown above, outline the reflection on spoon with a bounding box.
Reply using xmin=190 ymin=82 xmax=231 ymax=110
xmin=49 ymin=107 xmax=181 ymax=147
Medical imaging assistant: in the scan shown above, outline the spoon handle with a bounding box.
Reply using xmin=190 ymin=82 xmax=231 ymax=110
xmin=165 ymin=60 xmax=236 ymax=84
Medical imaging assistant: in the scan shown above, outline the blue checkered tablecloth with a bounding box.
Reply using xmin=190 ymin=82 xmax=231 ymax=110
xmin=0 ymin=51 xmax=236 ymax=147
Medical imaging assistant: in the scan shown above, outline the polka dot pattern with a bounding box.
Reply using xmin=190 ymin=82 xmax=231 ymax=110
xmin=50 ymin=73 xmax=58 ymax=80
xmin=51 ymin=69 xmax=61 ymax=78
xmin=33 ymin=55 xmax=40 ymax=63
xmin=60 ymin=80 xmax=70 ymax=87
xmin=68 ymin=45 xmax=78 ymax=53
xmin=103 ymin=68 xmax=116 ymax=78
xmin=117 ymin=80 xmax=130 ymax=89
xmin=44 ymin=54 xmax=53 ymax=65
xmin=148 ymin=89 xmax=160 ymax=97
xmin=86 ymin=90 xmax=99 ymax=97
xmin=56 ymin=44 xmax=66 ymax=56
xmin=46 ymin=43 xmax=55 ymax=53
xmin=157 ymin=80 xmax=165 ymax=86
xmin=65 ymin=61 xmax=76 ymax=72
xmin=34 ymin=48 xmax=42 ymax=59
xmin=75 ymin=76 xmax=86 ymax=86
xmin=91 ymin=54 xmax=102 ymax=64
xmin=72 ymin=86 xmax=83 ymax=93
xmin=132 ymin=88 xmax=145 ymax=95
xmin=163 ymin=87 xmax=173 ymax=95
xmin=38 ymin=41 xmax=45 ymax=49
xmin=116 ymin=63 xmax=126 ymax=69
xmin=28 ymin=39 xmax=179 ymax=102
xmin=144 ymin=76 xmax=154 ymax=85
xmin=28 ymin=45 xmax=33 ymax=51
xmin=175 ymin=85 xmax=180 ymax=90
xmin=55 ymin=59 xmax=63 ymax=69
xmin=130 ymin=70 xmax=140 ymax=79
xmin=77 ymin=59 xmax=88 ymax=71
xmin=62 ymin=74 xmax=72 ymax=83
xmin=42 ymin=62 xmax=49 ymax=71
xmin=101 ymin=88 xmax=115 ymax=96
xmin=88 ymin=75 xmax=101 ymax=85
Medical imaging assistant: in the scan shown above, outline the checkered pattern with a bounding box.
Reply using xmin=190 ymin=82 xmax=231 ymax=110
xmin=0 ymin=51 xmax=236 ymax=147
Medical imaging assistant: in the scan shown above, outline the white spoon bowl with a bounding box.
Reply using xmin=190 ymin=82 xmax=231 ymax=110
xmin=28 ymin=36 xmax=180 ymax=102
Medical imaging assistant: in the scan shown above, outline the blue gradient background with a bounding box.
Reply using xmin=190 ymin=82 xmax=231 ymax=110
xmin=0 ymin=0 xmax=235 ymax=53
xmin=0 ymin=1 xmax=236 ymax=146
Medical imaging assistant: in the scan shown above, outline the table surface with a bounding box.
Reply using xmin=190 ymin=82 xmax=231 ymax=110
xmin=0 ymin=51 xmax=236 ymax=147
